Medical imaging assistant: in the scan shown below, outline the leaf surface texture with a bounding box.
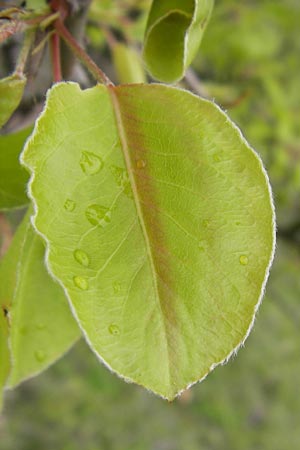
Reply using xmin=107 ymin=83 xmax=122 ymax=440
xmin=21 ymin=82 xmax=275 ymax=399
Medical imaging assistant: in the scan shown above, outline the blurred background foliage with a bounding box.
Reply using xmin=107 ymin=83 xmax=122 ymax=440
xmin=0 ymin=0 xmax=299 ymax=448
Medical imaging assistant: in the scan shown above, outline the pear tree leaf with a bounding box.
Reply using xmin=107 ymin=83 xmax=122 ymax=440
xmin=0 ymin=74 xmax=26 ymax=129
xmin=0 ymin=299 xmax=10 ymax=411
xmin=112 ymin=43 xmax=146 ymax=84
xmin=0 ymin=127 xmax=31 ymax=210
xmin=143 ymin=0 xmax=214 ymax=83
xmin=21 ymin=82 xmax=275 ymax=400
xmin=0 ymin=209 xmax=80 ymax=388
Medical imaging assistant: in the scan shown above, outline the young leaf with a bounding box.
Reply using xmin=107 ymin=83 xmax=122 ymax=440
xmin=0 ymin=209 xmax=80 ymax=388
xmin=0 ymin=74 xmax=26 ymax=129
xmin=21 ymin=82 xmax=275 ymax=400
xmin=0 ymin=127 xmax=31 ymax=210
xmin=112 ymin=43 xmax=147 ymax=84
xmin=143 ymin=0 xmax=214 ymax=83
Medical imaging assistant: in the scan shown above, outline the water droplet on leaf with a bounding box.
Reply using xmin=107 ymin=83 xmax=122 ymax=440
xmin=136 ymin=159 xmax=146 ymax=169
xmin=73 ymin=275 xmax=89 ymax=290
xmin=239 ymin=255 xmax=249 ymax=265
xmin=109 ymin=324 xmax=120 ymax=336
xmin=80 ymin=151 xmax=103 ymax=175
xmin=113 ymin=282 xmax=122 ymax=294
xmin=73 ymin=249 xmax=90 ymax=267
xmin=64 ymin=199 xmax=76 ymax=212
xmin=35 ymin=350 xmax=46 ymax=362
xmin=85 ymin=204 xmax=111 ymax=227
xmin=110 ymin=165 xmax=133 ymax=198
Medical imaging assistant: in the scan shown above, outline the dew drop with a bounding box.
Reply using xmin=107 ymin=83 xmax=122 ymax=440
xmin=73 ymin=249 xmax=90 ymax=267
xmin=73 ymin=275 xmax=89 ymax=290
xmin=239 ymin=255 xmax=249 ymax=265
xmin=108 ymin=324 xmax=120 ymax=336
xmin=110 ymin=165 xmax=133 ymax=199
xmin=64 ymin=199 xmax=76 ymax=212
xmin=35 ymin=350 xmax=46 ymax=362
xmin=136 ymin=159 xmax=146 ymax=169
xmin=80 ymin=151 xmax=103 ymax=175
xmin=113 ymin=281 xmax=122 ymax=294
xmin=85 ymin=204 xmax=111 ymax=227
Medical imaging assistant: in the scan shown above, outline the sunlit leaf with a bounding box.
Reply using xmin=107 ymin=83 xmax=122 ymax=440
xmin=0 ymin=74 xmax=26 ymax=129
xmin=143 ymin=0 xmax=214 ymax=82
xmin=0 ymin=127 xmax=31 ymax=210
xmin=21 ymin=82 xmax=275 ymax=399
xmin=0 ymin=209 xmax=80 ymax=388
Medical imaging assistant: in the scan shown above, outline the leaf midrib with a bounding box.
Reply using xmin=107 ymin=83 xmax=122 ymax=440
xmin=108 ymin=85 xmax=172 ymax=388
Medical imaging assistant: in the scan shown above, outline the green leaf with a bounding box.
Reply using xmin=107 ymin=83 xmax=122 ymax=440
xmin=0 ymin=209 xmax=80 ymax=388
xmin=0 ymin=74 xmax=26 ymax=129
xmin=143 ymin=0 xmax=214 ymax=83
xmin=0 ymin=127 xmax=31 ymax=211
xmin=21 ymin=82 xmax=275 ymax=399
xmin=112 ymin=43 xmax=147 ymax=84
xmin=0 ymin=300 xmax=10 ymax=411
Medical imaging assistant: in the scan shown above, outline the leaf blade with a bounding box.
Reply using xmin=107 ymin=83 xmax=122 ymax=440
xmin=0 ymin=209 xmax=80 ymax=388
xmin=21 ymin=82 xmax=275 ymax=399
xmin=0 ymin=127 xmax=31 ymax=210
xmin=0 ymin=74 xmax=26 ymax=129
xmin=143 ymin=0 xmax=214 ymax=82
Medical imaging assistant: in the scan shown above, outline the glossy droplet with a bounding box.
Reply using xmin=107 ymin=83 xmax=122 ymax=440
xmin=109 ymin=324 xmax=120 ymax=336
xmin=80 ymin=151 xmax=103 ymax=175
xmin=113 ymin=281 xmax=122 ymax=294
xmin=136 ymin=159 xmax=146 ymax=169
xmin=85 ymin=204 xmax=111 ymax=227
xmin=73 ymin=249 xmax=90 ymax=267
xmin=110 ymin=165 xmax=133 ymax=199
xmin=35 ymin=350 xmax=46 ymax=362
xmin=64 ymin=199 xmax=76 ymax=212
xmin=239 ymin=255 xmax=249 ymax=265
xmin=73 ymin=275 xmax=89 ymax=290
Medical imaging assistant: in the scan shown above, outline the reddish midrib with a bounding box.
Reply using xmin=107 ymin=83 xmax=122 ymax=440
xmin=109 ymin=85 xmax=179 ymax=387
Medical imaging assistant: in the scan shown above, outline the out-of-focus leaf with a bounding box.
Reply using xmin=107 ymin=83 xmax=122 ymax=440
xmin=0 ymin=127 xmax=31 ymax=211
xmin=112 ymin=43 xmax=146 ymax=84
xmin=0 ymin=301 xmax=10 ymax=411
xmin=21 ymin=82 xmax=275 ymax=399
xmin=0 ymin=74 xmax=26 ymax=129
xmin=0 ymin=209 xmax=80 ymax=388
xmin=143 ymin=0 xmax=214 ymax=82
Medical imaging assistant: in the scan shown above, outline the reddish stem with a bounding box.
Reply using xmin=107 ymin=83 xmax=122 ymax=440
xmin=55 ymin=20 xmax=113 ymax=85
xmin=50 ymin=32 xmax=62 ymax=82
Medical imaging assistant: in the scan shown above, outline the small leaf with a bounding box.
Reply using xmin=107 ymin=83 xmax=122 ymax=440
xmin=0 ymin=127 xmax=31 ymax=210
xmin=0 ymin=74 xmax=26 ymax=129
xmin=21 ymin=82 xmax=275 ymax=399
xmin=143 ymin=0 xmax=214 ymax=82
xmin=0 ymin=209 xmax=80 ymax=388
xmin=112 ymin=43 xmax=146 ymax=84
